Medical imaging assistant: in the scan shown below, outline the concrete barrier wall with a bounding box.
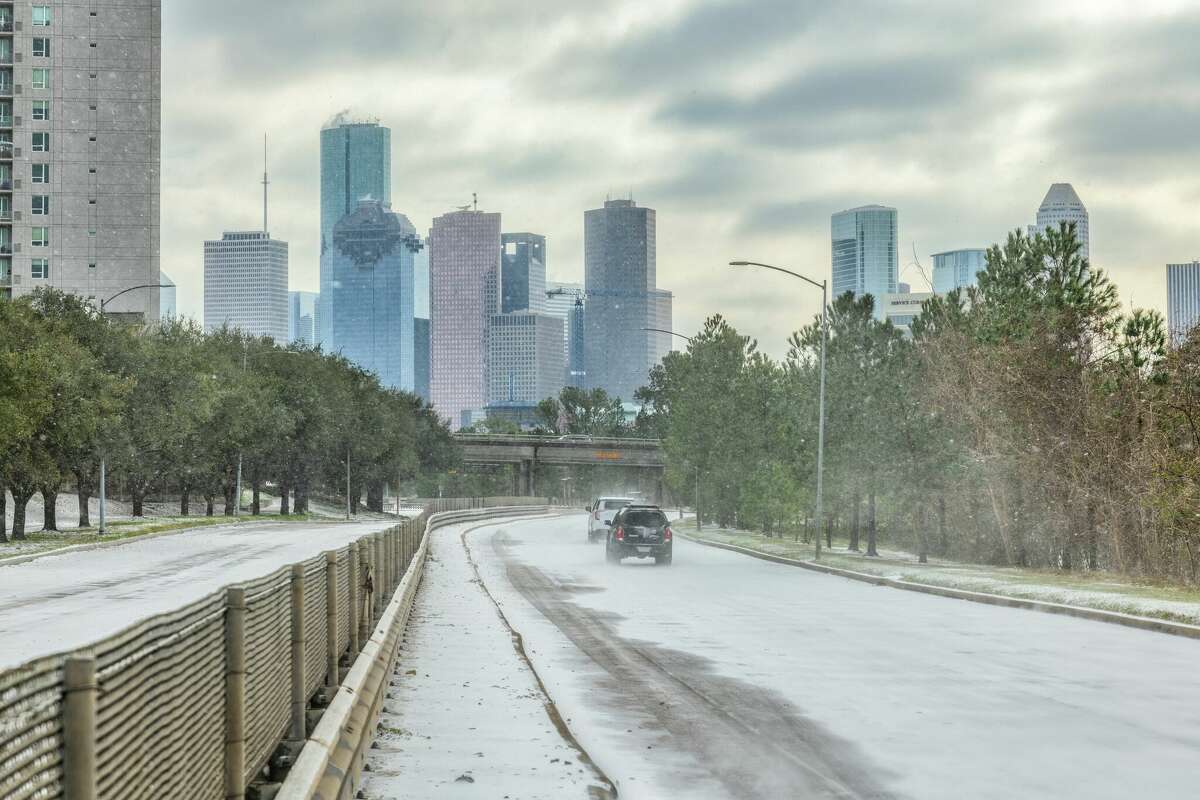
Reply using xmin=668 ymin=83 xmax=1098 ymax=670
xmin=276 ymin=505 xmax=552 ymax=800
xmin=0 ymin=498 xmax=548 ymax=800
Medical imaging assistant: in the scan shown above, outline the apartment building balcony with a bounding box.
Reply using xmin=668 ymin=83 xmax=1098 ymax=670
xmin=0 ymin=23 xmax=12 ymax=35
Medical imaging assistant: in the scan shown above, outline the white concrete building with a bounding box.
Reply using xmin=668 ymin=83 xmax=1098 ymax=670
xmin=203 ymin=231 xmax=288 ymax=342
xmin=1030 ymin=183 xmax=1089 ymax=261
xmin=1167 ymin=261 xmax=1200 ymax=346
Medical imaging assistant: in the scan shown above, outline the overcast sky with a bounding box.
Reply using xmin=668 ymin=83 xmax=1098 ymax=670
xmin=163 ymin=0 xmax=1200 ymax=357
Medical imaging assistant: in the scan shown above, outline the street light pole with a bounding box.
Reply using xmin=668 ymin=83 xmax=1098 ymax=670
xmin=234 ymin=346 xmax=247 ymax=518
xmin=346 ymin=447 xmax=351 ymax=521
xmin=730 ymin=261 xmax=829 ymax=560
xmin=95 ymin=282 xmax=170 ymax=532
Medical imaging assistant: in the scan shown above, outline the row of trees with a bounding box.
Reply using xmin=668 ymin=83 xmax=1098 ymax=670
xmin=0 ymin=289 xmax=458 ymax=541
xmin=637 ymin=224 xmax=1200 ymax=583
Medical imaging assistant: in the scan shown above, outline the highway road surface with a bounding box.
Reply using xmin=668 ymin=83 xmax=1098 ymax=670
xmin=0 ymin=518 xmax=396 ymax=669
xmin=435 ymin=513 xmax=1200 ymax=799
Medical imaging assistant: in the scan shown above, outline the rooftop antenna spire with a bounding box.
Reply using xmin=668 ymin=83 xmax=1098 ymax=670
xmin=261 ymin=133 xmax=270 ymax=234
xmin=473 ymin=192 xmax=478 ymax=211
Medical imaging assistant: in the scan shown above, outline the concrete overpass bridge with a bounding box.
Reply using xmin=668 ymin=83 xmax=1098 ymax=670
xmin=452 ymin=434 xmax=666 ymax=498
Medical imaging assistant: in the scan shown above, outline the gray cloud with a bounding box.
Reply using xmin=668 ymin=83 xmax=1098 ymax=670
xmin=161 ymin=0 xmax=1200 ymax=356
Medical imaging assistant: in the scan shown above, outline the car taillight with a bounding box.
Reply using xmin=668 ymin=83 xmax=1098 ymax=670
xmin=664 ymin=527 xmax=672 ymax=542
xmin=615 ymin=527 xmax=624 ymax=541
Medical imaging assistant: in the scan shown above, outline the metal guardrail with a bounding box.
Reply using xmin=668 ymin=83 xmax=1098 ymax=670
xmin=452 ymin=433 xmax=663 ymax=446
xmin=0 ymin=497 xmax=547 ymax=800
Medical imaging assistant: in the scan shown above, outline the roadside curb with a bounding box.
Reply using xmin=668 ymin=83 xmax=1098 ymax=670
xmin=0 ymin=518 xmax=281 ymax=568
xmin=678 ymin=532 xmax=1200 ymax=640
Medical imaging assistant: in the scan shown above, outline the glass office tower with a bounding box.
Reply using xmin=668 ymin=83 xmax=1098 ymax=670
xmin=932 ymin=249 xmax=987 ymax=293
xmin=319 ymin=119 xmax=390 ymax=347
xmin=329 ymin=200 xmax=419 ymax=391
xmin=500 ymin=232 xmax=547 ymax=314
xmin=831 ymin=205 xmax=898 ymax=316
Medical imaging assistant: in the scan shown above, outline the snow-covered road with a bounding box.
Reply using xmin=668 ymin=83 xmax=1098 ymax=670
xmin=0 ymin=518 xmax=397 ymax=669
xmin=463 ymin=514 xmax=1200 ymax=800
xmin=363 ymin=516 xmax=613 ymax=799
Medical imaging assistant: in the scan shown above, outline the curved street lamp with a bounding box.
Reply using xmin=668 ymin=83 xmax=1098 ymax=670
xmin=95 ymin=283 xmax=170 ymax=534
xmin=641 ymin=327 xmax=693 ymax=343
xmin=730 ymin=260 xmax=828 ymax=560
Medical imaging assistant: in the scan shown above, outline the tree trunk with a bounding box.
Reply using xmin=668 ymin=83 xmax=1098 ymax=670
xmin=180 ymin=487 xmax=190 ymax=516
xmin=866 ymin=493 xmax=879 ymax=557
xmin=295 ymin=477 xmax=309 ymax=514
xmin=849 ymin=492 xmax=861 ymax=552
xmin=0 ymin=486 xmax=8 ymax=542
xmin=204 ymin=494 xmax=215 ymax=517
xmin=41 ymin=484 xmax=59 ymax=531
xmin=251 ymin=480 xmax=261 ymax=516
xmin=917 ymin=505 xmax=929 ymax=564
xmin=825 ymin=517 xmax=833 ymax=549
xmin=938 ymin=495 xmax=947 ymax=554
xmin=132 ymin=489 xmax=145 ymax=518
xmin=223 ymin=480 xmax=235 ymax=516
xmin=367 ymin=481 xmax=384 ymax=513
xmin=1085 ymin=502 xmax=1098 ymax=571
xmin=77 ymin=489 xmax=91 ymax=528
xmin=11 ymin=488 xmax=33 ymax=540
xmin=279 ymin=484 xmax=290 ymax=516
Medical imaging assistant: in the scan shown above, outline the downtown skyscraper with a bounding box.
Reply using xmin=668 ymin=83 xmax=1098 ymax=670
xmin=429 ymin=207 xmax=501 ymax=428
xmin=319 ymin=118 xmax=390 ymax=347
xmin=1030 ymin=183 xmax=1090 ymax=261
xmin=0 ymin=1 xmax=161 ymax=320
xmin=583 ymin=198 xmax=669 ymax=402
xmin=203 ymin=231 xmax=289 ymax=341
xmin=831 ymin=205 xmax=898 ymax=315
xmin=329 ymin=199 xmax=419 ymax=391
xmin=500 ymin=232 xmax=546 ymax=314
xmin=1167 ymin=261 xmax=1200 ymax=346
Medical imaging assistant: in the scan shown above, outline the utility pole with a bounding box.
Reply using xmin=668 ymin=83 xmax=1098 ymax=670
xmin=345 ymin=447 xmax=351 ymax=520
xmin=234 ymin=346 xmax=247 ymax=518
xmin=98 ymin=458 xmax=106 ymax=535
xmin=262 ymin=134 xmax=269 ymax=234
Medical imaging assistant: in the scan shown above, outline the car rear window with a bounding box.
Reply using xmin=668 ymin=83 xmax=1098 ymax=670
xmin=603 ymin=500 xmax=630 ymax=510
xmin=623 ymin=510 xmax=667 ymax=527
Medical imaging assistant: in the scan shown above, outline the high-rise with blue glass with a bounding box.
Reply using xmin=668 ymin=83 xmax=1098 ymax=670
xmin=319 ymin=118 xmax=391 ymax=348
xmin=831 ymin=205 xmax=898 ymax=316
xmin=932 ymin=249 xmax=987 ymax=294
xmin=329 ymin=199 xmax=420 ymax=391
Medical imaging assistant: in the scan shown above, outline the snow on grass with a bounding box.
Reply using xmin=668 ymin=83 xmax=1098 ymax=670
xmin=680 ymin=520 xmax=1200 ymax=626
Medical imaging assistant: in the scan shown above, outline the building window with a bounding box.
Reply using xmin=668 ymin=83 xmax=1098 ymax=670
xmin=32 ymin=195 xmax=48 ymax=215
xmin=31 ymin=227 xmax=48 ymax=247
xmin=30 ymin=258 xmax=49 ymax=279
xmin=32 ymin=100 xmax=49 ymax=121
xmin=32 ymin=68 xmax=49 ymax=90
xmin=31 ymin=132 xmax=48 ymax=152
xmin=32 ymin=38 xmax=49 ymax=58
xmin=31 ymin=163 xmax=48 ymax=183
xmin=32 ymin=6 xmax=51 ymax=26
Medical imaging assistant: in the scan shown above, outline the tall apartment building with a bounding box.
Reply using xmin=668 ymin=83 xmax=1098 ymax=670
xmin=932 ymin=248 xmax=986 ymax=293
xmin=500 ymin=232 xmax=546 ymax=314
xmin=429 ymin=207 xmax=501 ymax=428
xmin=1030 ymin=183 xmax=1089 ymax=261
xmin=487 ymin=312 xmax=564 ymax=409
xmin=0 ymin=1 xmax=161 ymax=320
xmin=546 ymin=280 xmax=585 ymax=388
xmin=1167 ymin=261 xmax=1200 ymax=346
xmin=288 ymin=290 xmax=317 ymax=346
xmin=319 ymin=118 xmax=389 ymax=347
xmin=583 ymin=198 xmax=665 ymax=401
xmin=831 ymin=205 xmax=898 ymax=316
xmin=203 ymin=231 xmax=288 ymax=341
xmin=329 ymin=199 xmax=419 ymax=391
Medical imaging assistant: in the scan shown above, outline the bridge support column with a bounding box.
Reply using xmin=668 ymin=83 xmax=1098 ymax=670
xmin=519 ymin=460 xmax=533 ymax=497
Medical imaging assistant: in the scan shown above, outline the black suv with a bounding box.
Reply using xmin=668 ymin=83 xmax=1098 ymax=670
xmin=605 ymin=505 xmax=673 ymax=566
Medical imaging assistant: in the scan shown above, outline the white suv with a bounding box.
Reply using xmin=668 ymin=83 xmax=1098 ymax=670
xmin=587 ymin=497 xmax=633 ymax=542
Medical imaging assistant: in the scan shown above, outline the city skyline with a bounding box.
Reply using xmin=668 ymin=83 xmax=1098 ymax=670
xmin=160 ymin=2 xmax=1199 ymax=358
